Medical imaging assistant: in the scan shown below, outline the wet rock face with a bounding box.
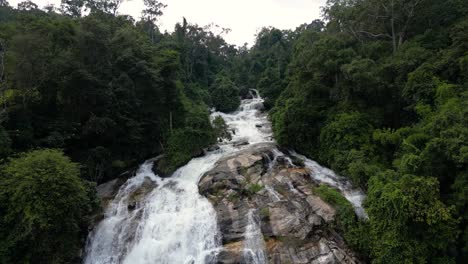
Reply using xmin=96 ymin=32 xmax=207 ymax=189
xmin=199 ymin=143 xmax=361 ymax=264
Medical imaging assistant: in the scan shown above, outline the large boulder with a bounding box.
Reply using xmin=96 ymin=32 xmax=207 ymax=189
xmin=199 ymin=143 xmax=361 ymax=264
xmin=96 ymin=170 xmax=134 ymax=203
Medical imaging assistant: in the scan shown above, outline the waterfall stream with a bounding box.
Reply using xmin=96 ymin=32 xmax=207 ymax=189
xmin=83 ymin=90 xmax=367 ymax=263
xmin=84 ymin=93 xmax=272 ymax=264
xmin=243 ymin=210 xmax=267 ymax=264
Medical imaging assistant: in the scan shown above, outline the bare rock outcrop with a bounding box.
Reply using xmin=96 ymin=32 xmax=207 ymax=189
xmin=199 ymin=143 xmax=361 ymax=264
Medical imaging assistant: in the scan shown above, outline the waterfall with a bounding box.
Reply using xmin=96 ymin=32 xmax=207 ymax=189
xmin=84 ymin=90 xmax=272 ymax=264
xmin=250 ymin=89 xmax=260 ymax=99
xmin=84 ymin=152 xmax=226 ymax=264
xmin=84 ymin=89 xmax=367 ymax=263
xmin=265 ymin=185 xmax=282 ymax=202
xmin=243 ymin=210 xmax=267 ymax=264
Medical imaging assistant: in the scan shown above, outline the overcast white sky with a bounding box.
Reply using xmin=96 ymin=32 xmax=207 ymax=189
xmin=8 ymin=0 xmax=326 ymax=46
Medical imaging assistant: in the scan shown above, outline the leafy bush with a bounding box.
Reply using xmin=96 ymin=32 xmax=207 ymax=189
xmin=366 ymin=171 xmax=458 ymax=263
xmin=158 ymin=96 xmax=216 ymax=175
xmin=210 ymin=76 xmax=240 ymax=112
xmin=158 ymin=127 xmax=214 ymax=175
xmin=212 ymin=116 xmax=232 ymax=142
xmin=313 ymin=184 xmax=356 ymax=230
xmin=313 ymin=184 xmax=370 ymax=255
xmin=319 ymin=112 xmax=374 ymax=171
xmin=248 ymin=183 xmax=264 ymax=194
xmin=0 ymin=149 xmax=96 ymax=263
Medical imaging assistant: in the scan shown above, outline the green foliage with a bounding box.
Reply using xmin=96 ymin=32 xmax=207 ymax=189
xmin=0 ymin=5 xmax=238 ymax=183
xmin=319 ymin=112 xmax=374 ymax=171
xmin=0 ymin=149 xmax=96 ymax=263
xmin=271 ymin=85 xmax=330 ymax=157
xmin=404 ymin=66 xmax=439 ymax=105
xmin=159 ymin=127 xmax=214 ymax=174
xmin=313 ymin=184 xmax=370 ymax=256
xmin=314 ymin=184 xmax=352 ymax=210
xmin=246 ymin=27 xmax=295 ymax=107
xmin=260 ymin=207 xmax=270 ymax=219
xmin=367 ymin=171 xmax=458 ymax=263
xmin=0 ymin=126 xmax=11 ymax=158
xmin=210 ymin=75 xmax=240 ymax=112
xmin=247 ymin=183 xmax=264 ymax=194
xmin=158 ymin=99 xmax=216 ymax=174
xmin=212 ymin=116 xmax=231 ymax=142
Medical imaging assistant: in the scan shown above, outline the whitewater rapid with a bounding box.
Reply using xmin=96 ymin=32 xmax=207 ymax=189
xmin=83 ymin=90 xmax=367 ymax=264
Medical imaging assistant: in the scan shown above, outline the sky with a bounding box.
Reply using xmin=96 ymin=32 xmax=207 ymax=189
xmin=8 ymin=0 xmax=327 ymax=46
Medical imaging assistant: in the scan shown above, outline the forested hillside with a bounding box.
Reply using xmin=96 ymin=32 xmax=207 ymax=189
xmin=0 ymin=0 xmax=243 ymax=182
xmin=235 ymin=0 xmax=468 ymax=262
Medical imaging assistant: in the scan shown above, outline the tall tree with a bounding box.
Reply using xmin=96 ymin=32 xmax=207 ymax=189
xmin=86 ymin=0 xmax=123 ymax=15
xmin=17 ymin=0 xmax=38 ymax=11
xmin=141 ymin=0 xmax=166 ymax=42
xmin=60 ymin=0 xmax=85 ymax=17
xmin=324 ymin=0 xmax=426 ymax=53
xmin=0 ymin=149 xmax=95 ymax=263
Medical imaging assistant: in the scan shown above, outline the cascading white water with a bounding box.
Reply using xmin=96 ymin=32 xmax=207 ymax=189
xmin=83 ymin=162 xmax=161 ymax=264
xmin=214 ymin=93 xmax=272 ymax=145
xmin=122 ymin=152 xmax=227 ymax=264
xmin=84 ymin=90 xmax=367 ymax=264
xmin=243 ymin=210 xmax=267 ymax=264
xmin=265 ymin=185 xmax=282 ymax=202
xmin=84 ymin=91 xmax=272 ymax=264
xmin=84 ymin=151 xmax=227 ymax=264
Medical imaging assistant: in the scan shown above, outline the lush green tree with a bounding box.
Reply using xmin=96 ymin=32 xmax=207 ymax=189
xmin=319 ymin=112 xmax=374 ymax=171
xmin=140 ymin=0 xmax=166 ymax=42
xmin=212 ymin=115 xmax=231 ymax=142
xmin=367 ymin=171 xmax=458 ymax=263
xmin=245 ymin=27 xmax=296 ymax=107
xmin=210 ymin=75 xmax=240 ymax=112
xmin=142 ymin=0 xmax=165 ymax=23
xmin=0 ymin=149 xmax=96 ymax=263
